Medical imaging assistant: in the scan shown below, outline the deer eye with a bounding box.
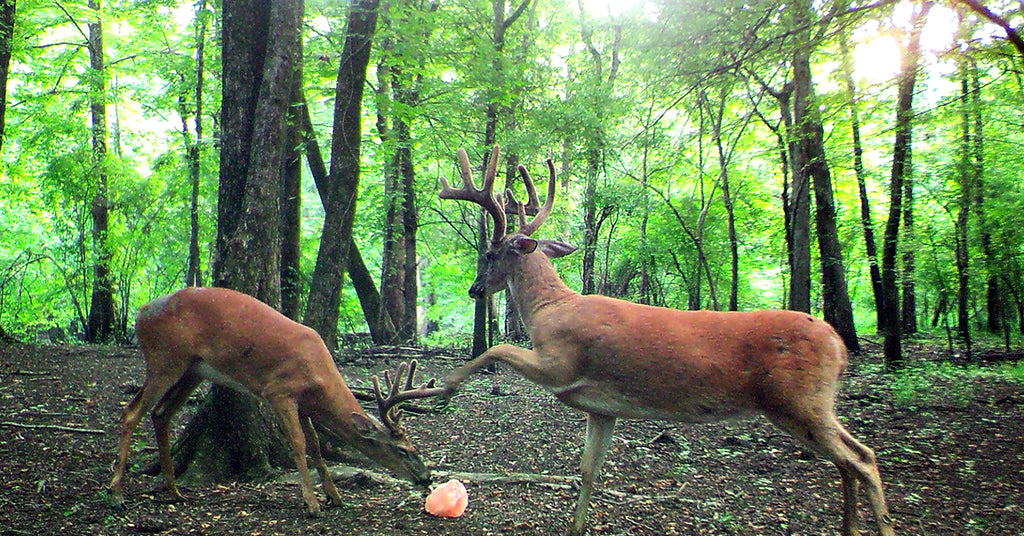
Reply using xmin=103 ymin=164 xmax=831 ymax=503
xmin=485 ymin=251 xmax=497 ymax=261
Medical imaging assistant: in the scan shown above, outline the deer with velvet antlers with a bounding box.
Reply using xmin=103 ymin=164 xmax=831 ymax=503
xmin=439 ymin=146 xmax=895 ymax=536
xmin=107 ymin=286 xmax=443 ymax=515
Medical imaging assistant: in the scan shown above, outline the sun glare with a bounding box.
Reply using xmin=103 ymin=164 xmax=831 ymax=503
xmin=578 ymin=0 xmax=652 ymax=19
xmin=852 ymin=4 xmax=958 ymax=84
xmin=853 ymin=35 xmax=902 ymax=83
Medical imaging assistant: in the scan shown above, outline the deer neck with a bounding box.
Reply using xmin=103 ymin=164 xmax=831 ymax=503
xmin=506 ymin=250 xmax=576 ymax=328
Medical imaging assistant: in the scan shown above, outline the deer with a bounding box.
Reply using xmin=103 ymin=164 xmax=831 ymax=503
xmin=107 ymin=286 xmax=444 ymax=516
xmin=438 ymin=145 xmax=896 ymax=536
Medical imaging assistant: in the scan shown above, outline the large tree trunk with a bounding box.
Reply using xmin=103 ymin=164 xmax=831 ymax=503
xmin=171 ymin=0 xmax=302 ymax=485
xmin=785 ymin=62 xmax=811 ymax=314
xmin=788 ymin=0 xmax=858 ymax=351
xmin=85 ymin=0 xmax=115 ymax=343
xmin=298 ymin=95 xmax=395 ymax=343
xmin=839 ymin=34 xmax=884 ymax=333
xmin=882 ymin=1 xmax=931 ymax=370
xmin=377 ymin=67 xmax=420 ymax=342
xmin=304 ymin=0 xmax=381 ymax=352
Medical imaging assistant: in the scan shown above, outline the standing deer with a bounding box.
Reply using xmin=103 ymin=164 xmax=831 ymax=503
xmin=439 ymin=146 xmax=895 ymax=536
xmin=107 ymin=286 xmax=443 ymax=515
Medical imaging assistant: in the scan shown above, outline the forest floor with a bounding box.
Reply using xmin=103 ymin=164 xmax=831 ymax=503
xmin=1 ymin=340 xmax=1022 ymax=536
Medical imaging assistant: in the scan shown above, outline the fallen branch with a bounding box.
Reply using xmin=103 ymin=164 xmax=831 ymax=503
xmin=435 ymin=470 xmax=579 ymax=488
xmin=3 ymin=369 xmax=54 ymax=376
xmin=280 ymin=464 xmax=686 ymax=505
xmin=278 ymin=465 xmax=581 ymax=490
xmin=0 ymin=421 xmax=105 ymax=435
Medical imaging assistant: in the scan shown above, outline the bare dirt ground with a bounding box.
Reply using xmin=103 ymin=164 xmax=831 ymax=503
xmin=1 ymin=341 xmax=1022 ymax=536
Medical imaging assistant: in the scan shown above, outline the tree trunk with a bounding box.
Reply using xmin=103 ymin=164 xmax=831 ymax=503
xmin=297 ymin=95 xmax=395 ymax=343
xmin=575 ymin=0 xmax=619 ymax=297
xmin=705 ymin=87 xmax=748 ymax=312
xmin=172 ymin=0 xmax=302 ymax=486
xmin=839 ymin=34 xmax=884 ymax=333
xmin=901 ymin=158 xmax=917 ymax=335
xmin=377 ymin=67 xmax=418 ymax=343
xmin=0 ymin=0 xmax=15 ymax=156
xmin=882 ymin=1 xmax=932 ymax=370
xmin=782 ymin=65 xmax=811 ymax=314
xmin=787 ymin=0 xmax=859 ymax=351
xmin=304 ymin=0 xmax=381 ymax=351
xmin=280 ymin=72 xmax=303 ymax=320
xmin=184 ymin=0 xmax=208 ymax=288
xmin=85 ymin=0 xmax=115 ymax=343
xmin=956 ymin=73 xmax=974 ymax=359
xmin=967 ymin=69 xmax=997 ymax=333
xmin=464 ymin=0 xmax=531 ymax=357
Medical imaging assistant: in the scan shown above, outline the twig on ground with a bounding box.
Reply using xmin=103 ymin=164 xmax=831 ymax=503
xmin=0 ymin=421 xmax=105 ymax=434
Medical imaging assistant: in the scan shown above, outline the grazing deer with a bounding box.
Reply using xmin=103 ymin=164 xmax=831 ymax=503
xmin=439 ymin=146 xmax=895 ymax=536
xmin=107 ymin=287 xmax=443 ymax=515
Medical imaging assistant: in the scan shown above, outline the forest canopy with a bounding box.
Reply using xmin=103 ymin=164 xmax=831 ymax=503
xmin=0 ymin=0 xmax=1021 ymax=364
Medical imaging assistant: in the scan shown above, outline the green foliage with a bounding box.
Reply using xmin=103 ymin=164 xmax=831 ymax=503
xmin=1 ymin=0 xmax=1021 ymax=351
xmin=883 ymin=358 xmax=1024 ymax=410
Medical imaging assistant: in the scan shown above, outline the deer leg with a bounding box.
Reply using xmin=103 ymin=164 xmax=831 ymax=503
xmin=570 ymin=413 xmax=616 ymax=536
xmin=837 ymin=425 xmax=895 ymax=536
xmin=150 ymin=371 xmax=203 ymax=501
xmin=108 ymin=369 xmax=189 ymax=508
xmin=272 ymin=400 xmax=321 ymax=516
xmin=446 ymin=343 xmax=577 ymax=394
xmin=301 ymin=416 xmax=343 ymax=506
xmin=442 ymin=349 xmax=501 ymax=394
xmin=772 ymin=413 xmax=894 ymax=536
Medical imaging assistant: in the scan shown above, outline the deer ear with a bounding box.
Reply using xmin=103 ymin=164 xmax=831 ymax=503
xmin=510 ymin=236 xmax=539 ymax=254
xmin=538 ymin=240 xmax=577 ymax=259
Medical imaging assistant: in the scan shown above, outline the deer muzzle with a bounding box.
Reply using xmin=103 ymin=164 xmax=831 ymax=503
xmin=468 ymin=280 xmax=487 ymax=300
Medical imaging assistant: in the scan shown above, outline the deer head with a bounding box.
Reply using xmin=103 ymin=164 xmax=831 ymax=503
xmin=342 ymin=360 xmax=442 ymax=486
xmin=439 ymin=145 xmax=577 ymax=300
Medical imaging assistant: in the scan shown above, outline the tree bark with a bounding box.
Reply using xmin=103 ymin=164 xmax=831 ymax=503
xmin=377 ymin=68 xmax=419 ymax=343
xmin=839 ymin=34 xmax=884 ymax=333
xmin=787 ymin=0 xmax=859 ymax=351
xmin=956 ymin=72 xmax=974 ymax=359
xmin=85 ymin=0 xmax=115 ymax=343
xmin=184 ymin=0 xmax=208 ymax=289
xmin=280 ymin=71 xmax=303 ymax=320
xmin=172 ymin=0 xmax=302 ymax=486
xmin=882 ymin=1 xmax=932 ymax=370
xmin=0 ymin=0 xmax=15 ymax=157
xmin=298 ymin=95 xmax=396 ymax=343
xmin=967 ymin=68 xmax=997 ymax=333
xmin=784 ymin=59 xmax=811 ymax=314
xmin=304 ymin=0 xmax=381 ymax=351
xmin=902 ymin=155 xmax=917 ymax=335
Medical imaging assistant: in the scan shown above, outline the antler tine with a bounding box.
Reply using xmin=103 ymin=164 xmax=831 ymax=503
xmin=438 ymin=146 xmax=508 ymax=244
xmin=372 ymin=360 xmax=446 ymax=435
xmin=517 ymin=158 xmax=557 ymax=236
xmin=503 ymin=188 xmax=530 ymax=231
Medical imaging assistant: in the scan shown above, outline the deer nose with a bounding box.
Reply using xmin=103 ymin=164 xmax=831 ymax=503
xmin=468 ymin=282 xmax=486 ymax=300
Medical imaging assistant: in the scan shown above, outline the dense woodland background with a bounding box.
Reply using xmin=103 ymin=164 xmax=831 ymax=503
xmin=1 ymin=0 xmax=1022 ymax=366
